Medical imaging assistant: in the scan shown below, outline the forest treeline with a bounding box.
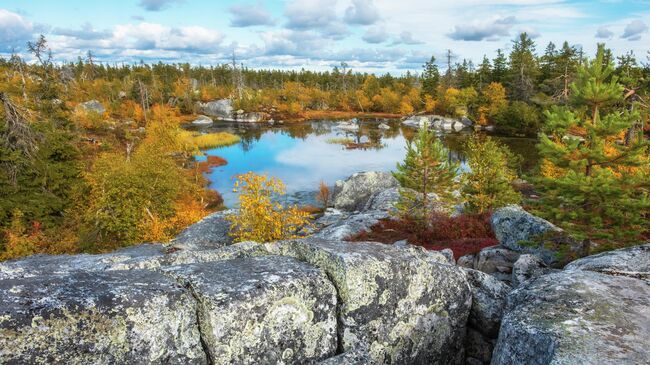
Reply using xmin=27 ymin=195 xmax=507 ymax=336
xmin=0 ymin=33 xmax=649 ymax=259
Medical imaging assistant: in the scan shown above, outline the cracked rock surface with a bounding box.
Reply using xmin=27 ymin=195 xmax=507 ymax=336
xmin=0 ymin=269 xmax=206 ymax=364
xmin=492 ymin=246 xmax=650 ymax=365
xmin=268 ymin=238 xmax=471 ymax=364
xmin=162 ymin=256 xmax=338 ymax=364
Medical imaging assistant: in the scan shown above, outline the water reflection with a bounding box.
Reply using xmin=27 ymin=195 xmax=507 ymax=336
xmin=194 ymin=119 xmax=538 ymax=207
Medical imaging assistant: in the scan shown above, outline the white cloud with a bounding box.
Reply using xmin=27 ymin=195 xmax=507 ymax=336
xmin=0 ymin=9 xmax=33 ymax=49
xmin=362 ymin=26 xmax=388 ymax=43
xmin=285 ymin=0 xmax=338 ymax=29
xmin=344 ymin=0 xmax=380 ymax=25
xmin=229 ymin=3 xmax=275 ymax=27
xmin=595 ymin=26 xmax=614 ymax=39
xmin=138 ymin=0 xmax=182 ymax=12
xmin=621 ymin=20 xmax=648 ymax=41
xmin=393 ymin=31 xmax=423 ymax=45
xmin=448 ymin=16 xmax=516 ymax=41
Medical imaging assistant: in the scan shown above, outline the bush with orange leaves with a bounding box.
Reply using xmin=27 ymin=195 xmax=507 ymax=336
xmin=226 ymin=172 xmax=311 ymax=243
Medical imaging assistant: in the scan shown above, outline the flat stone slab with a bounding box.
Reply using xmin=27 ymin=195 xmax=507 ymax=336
xmin=268 ymin=238 xmax=471 ymax=364
xmin=0 ymin=244 xmax=166 ymax=279
xmin=0 ymin=242 xmax=269 ymax=279
xmin=163 ymin=256 xmax=337 ymax=364
xmin=564 ymin=243 xmax=650 ymax=274
xmin=0 ymin=269 xmax=206 ymax=364
xmin=492 ymin=270 xmax=650 ymax=365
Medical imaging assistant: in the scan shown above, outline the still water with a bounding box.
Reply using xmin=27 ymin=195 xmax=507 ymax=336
xmin=193 ymin=119 xmax=538 ymax=207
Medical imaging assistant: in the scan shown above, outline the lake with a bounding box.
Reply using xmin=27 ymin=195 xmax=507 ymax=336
xmin=192 ymin=119 xmax=538 ymax=207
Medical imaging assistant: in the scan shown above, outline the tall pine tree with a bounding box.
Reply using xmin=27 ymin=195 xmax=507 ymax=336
xmin=535 ymin=45 xmax=649 ymax=247
xmin=393 ymin=126 xmax=459 ymax=222
xmin=421 ymin=56 xmax=440 ymax=97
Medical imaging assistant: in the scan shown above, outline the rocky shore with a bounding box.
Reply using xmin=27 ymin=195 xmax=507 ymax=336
xmin=0 ymin=171 xmax=648 ymax=364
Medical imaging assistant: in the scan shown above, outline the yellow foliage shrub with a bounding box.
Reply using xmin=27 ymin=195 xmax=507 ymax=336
xmin=226 ymin=172 xmax=311 ymax=243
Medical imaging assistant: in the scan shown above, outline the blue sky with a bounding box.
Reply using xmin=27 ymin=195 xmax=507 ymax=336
xmin=1 ymin=0 xmax=649 ymax=74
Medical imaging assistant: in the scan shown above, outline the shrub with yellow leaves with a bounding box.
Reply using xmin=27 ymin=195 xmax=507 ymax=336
xmin=226 ymin=172 xmax=311 ymax=243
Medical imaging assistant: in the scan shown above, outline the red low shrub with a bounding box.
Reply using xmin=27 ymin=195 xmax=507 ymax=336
xmin=346 ymin=212 xmax=497 ymax=260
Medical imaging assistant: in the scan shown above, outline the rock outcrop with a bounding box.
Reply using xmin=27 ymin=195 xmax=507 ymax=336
xmin=76 ymin=100 xmax=105 ymax=114
xmin=332 ymin=171 xmax=399 ymax=212
xmin=197 ymin=99 xmax=268 ymax=123
xmin=171 ymin=210 xmax=235 ymax=250
xmin=197 ymin=99 xmax=233 ymax=120
xmin=2 ymin=170 xmax=648 ymax=365
xmin=268 ymin=239 xmax=471 ymax=364
xmin=401 ymin=115 xmax=470 ymax=132
xmin=462 ymin=269 xmax=511 ymax=365
xmin=191 ymin=115 xmax=213 ymax=126
xmin=163 ymin=256 xmax=338 ymax=364
xmin=490 ymin=205 xmax=571 ymax=265
xmin=0 ymin=269 xmax=206 ymax=364
xmin=511 ymin=254 xmax=553 ymax=287
xmin=0 ymin=237 xmax=471 ymax=365
xmin=492 ymin=244 xmax=650 ymax=365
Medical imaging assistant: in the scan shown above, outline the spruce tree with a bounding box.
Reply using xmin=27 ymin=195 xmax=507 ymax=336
xmin=492 ymin=49 xmax=508 ymax=84
xmin=535 ymin=45 xmax=649 ymax=246
xmin=508 ymin=33 xmax=539 ymax=102
xmin=393 ymin=126 xmax=459 ymax=222
xmin=421 ymin=56 xmax=440 ymax=97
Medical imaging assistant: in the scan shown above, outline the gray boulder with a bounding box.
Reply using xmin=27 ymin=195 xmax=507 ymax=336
xmin=197 ymin=99 xmax=233 ymax=120
xmin=0 ymin=270 xmax=206 ymax=364
xmin=332 ymin=171 xmax=400 ymax=211
xmin=76 ymin=100 xmax=105 ymax=114
xmin=337 ymin=120 xmax=360 ymax=131
xmin=401 ymin=116 xmax=429 ymax=129
xmin=317 ymin=346 xmax=372 ymax=365
xmin=459 ymin=116 xmax=474 ymax=127
xmin=191 ymin=115 xmax=213 ymax=126
xmin=511 ymin=254 xmax=553 ymax=287
xmin=491 ymin=205 xmax=563 ymax=250
xmin=457 ymin=254 xmax=475 ymax=269
xmin=462 ymin=268 xmax=511 ymax=338
xmin=268 ymin=238 xmax=470 ymax=364
xmin=313 ymin=210 xmax=388 ymax=241
xmin=490 ymin=205 xmax=566 ymax=264
xmin=474 ymin=246 xmax=520 ymax=283
xmin=162 ymin=256 xmax=337 ymax=364
xmin=171 ymin=210 xmax=235 ymax=250
xmin=362 ymin=187 xmax=401 ymax=212
xmin=564 ymin=243 xmax=650 ymax=274
xmin=236 ymin=112 xmax=269 ymax=123
xmin=492 ymin=269 xmax=650 ymax=365
xmin=0 ymin=242 xmax=271 ymax=281
xmin=0 ymin=244 xmax=166 ymax=280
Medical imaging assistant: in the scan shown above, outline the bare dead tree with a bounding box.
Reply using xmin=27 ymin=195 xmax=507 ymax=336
xmin=623 ymin=88 xmax=649 ymax=146
xmin=27 ymin=35 xmax=52 ymax=67
xmin=231 ymin=51 xmax=244 ymax=100
xmin=137 ymin=79 xmax=150 ymax=123
xmin=0 ymin=93 xmax=41 ymax=184
xmin=9 ymin=53 xmax=28 ymax=101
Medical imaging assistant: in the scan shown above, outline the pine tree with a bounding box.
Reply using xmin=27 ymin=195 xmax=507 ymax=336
xmin=393 ymin=126 xmax=459 ymax=222
xmin=492 ymin=49 xmax=508 ymax=84
xmin=535 ymin=45 xmax=650 ymax=246
xmin=508 ymin=33 xmax=539 ymax=102
xmin=421 ymin=56 xmax=440 ymax=97
xmin=477 ymin=55 xmax=492 ymax=88
xmin=462 ymin=136 xmax=520 ymax=213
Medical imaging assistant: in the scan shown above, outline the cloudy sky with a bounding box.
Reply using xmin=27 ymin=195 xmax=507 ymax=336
xmin=1 ymin=0 xmax=649 ymax=74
